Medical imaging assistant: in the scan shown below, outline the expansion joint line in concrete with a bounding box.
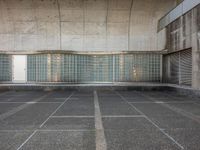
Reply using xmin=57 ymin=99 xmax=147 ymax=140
xmin=115 ymin=91 xmax=184 ymax=150
xmin=39 ymin=92 xmax=75 ymax=128
xmin=102 ymin=115 xmax=145 ymax=118
xmin=16 ymin=92 xmax=74 ymax=150
xmin=139 ymin=92 xmax=200 ymax=125
xmin=0 ymin=92 xmax=52 ymax=120
xmin=94 ymin=90 xmax=107 ymax=150
xmin=50 ymin=115 xmax=94 ymax=118
xmin=160 ymin=103 xmax=200 ymax=124
xmin=129 ymin=101 xmax=197 ymax=104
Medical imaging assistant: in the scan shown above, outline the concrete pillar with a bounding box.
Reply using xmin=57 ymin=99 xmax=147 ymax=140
xmin=192 ymin=7 xmax=200 ymax=89
xmin=192 ymin=33 xmax=200 ymax=89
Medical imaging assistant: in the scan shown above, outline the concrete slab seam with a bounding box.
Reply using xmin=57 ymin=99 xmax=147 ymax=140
xmin=39 ymin=92 xmax=75 ymax=128
xmin=0 ymin=92 xmax=52 ymax=120
xmin=102 ymin=115 xmax=146 ymax=118
xmin=15 ymin=92 xmax=75 ymax=150
xmin=50 ymin=115 xmax=94 ymax=118
xmin=139 ymin=92 xmax=200 ymax=124
xmin=115 ymin=91 xmax=184 ymax=150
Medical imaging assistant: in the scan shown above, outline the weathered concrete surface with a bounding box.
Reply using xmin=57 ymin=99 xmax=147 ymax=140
xmin=0 ymin=0 xmax=176 ymax=51
xmin=0 ymin=90 xmax=200 ymax=150
xmin=162 ymin=4 xmax=200 ymax=90
xmin=192 ymin=5 xmax=200 ymax=90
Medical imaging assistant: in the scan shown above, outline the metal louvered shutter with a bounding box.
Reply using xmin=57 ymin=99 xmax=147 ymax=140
xmin=180 ymin=49 xmax=192 ymax=86
xmin=170 ymin=52 xmax=180 ymax=84
xmin=163 ymin=56 xmax=170 ymax=83
xmin=163 ymin=49 xmax=192 ymax=86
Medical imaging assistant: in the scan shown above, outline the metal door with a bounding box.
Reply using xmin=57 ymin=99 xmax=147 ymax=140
xmin=13 ymin=55 xmax=27 ymax=83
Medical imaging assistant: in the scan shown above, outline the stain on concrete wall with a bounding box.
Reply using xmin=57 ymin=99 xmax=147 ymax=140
xmin=164 ymin=4 xmax=200 ymax=89
xmin=166 ymin=10 xmax=192 ymax=52
xmin=0 ymin=0 xmax=176 ymax=51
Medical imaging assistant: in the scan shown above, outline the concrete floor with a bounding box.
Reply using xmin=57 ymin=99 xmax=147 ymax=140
xmin=0 ymin=90 xmax=200 ymax=150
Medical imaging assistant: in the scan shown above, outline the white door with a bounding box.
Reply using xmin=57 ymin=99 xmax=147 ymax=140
xmin=13 ymin=55 xmax=27 ymax=83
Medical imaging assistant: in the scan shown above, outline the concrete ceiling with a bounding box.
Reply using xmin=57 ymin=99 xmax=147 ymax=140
xmin=0 ymin=0 xmax=176 ymax=52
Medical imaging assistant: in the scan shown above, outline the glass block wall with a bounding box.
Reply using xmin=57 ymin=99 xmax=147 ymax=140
xmin=93 ymin=55 xmax=114 ymax=82
xmin=27 ymin=53 xmax=161 ymax=83
xmin=0 ymin=54 xmax=12 ymax=81
xmin=113 ymin=54 xmax=161 ymax=82
xmin=27 ymin=54 xmax=48 ymax=82
xmin=60 ymin=54 xmax=93 ymax=83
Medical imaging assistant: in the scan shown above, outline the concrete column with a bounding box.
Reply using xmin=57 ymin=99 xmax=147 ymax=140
xmin=192 ymin=8 xmax=200 ymax=89
xmin=192 ymin=33 xmax=200 ymax=89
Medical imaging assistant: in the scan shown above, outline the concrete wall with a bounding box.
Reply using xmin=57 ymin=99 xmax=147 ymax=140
xmin=166 ymin=10 xmax=193 ymax=52
xmin=0 ymin=0 xmax=176 ymax=52
xmin=164 ymin=4 xmax=200 ymax=90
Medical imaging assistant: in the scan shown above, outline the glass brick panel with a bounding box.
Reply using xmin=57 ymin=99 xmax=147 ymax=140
xmin=0 ymin=55 xmax=12 ymax=81
xmin=27 ymin=53 xmax=161 ymax=83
